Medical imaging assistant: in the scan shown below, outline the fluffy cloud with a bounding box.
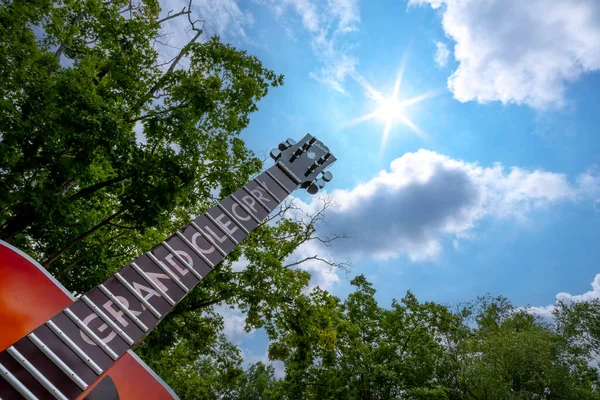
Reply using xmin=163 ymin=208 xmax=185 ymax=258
xmin=284 ymin=240 xmax=341 ymax=291
xmin=189 ymin=0 xmax=253 ymax=39
xmin=153 ymin=0 xmax=254 ymax=72
xmin=529 ymin=274 xmax=600 ymax=321
xmin=409 ymin=0 xmax=600 ymax=108
xmin=260 ymin=0 xmax=361 ymax=93
xmin=434 ymin=41 xmax=450 ymax=67
xmin=300 ymin=150 xmax=597 ymax=262
xmin=216 ymin=305 xmax=255 ymax=345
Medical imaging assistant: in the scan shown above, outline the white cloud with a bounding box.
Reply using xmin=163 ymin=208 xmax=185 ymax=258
xmin=284 ymin=240 xmax=341 ymax=291
xmin=190 ymin=0 xmax=254 ymax=39
xmin=299 ymin=150 xmax=598 ymax=262
xmin=529 ymin=274 xmax=600 ymax=323
xmin=555 ymin=274 xmax=600 ymax=304
xmin=409 ymin=0 xmax=600 ymax=109
xmin=260 ymin=0 xmax=361 ymax=93
xmin=216 ymin=305 xmax=255 ymax=345
xmin=434 ymin=41 xmax=450 ymax=67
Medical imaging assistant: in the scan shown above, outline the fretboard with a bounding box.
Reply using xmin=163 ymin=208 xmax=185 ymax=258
xmin=0 ymin=164 xmax=298 ymax=400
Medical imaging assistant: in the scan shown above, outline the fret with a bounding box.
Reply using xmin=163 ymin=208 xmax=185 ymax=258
xmin=27 ymin=333 xmax=88 ymax=391
xmin=265 ymin=169 xmax=291 ymax=194
xmin=12 ymin=335 xmax=86 ymax=399
xmin=146 ymin=252 xmax=189 ymax=293
xmin=254 ymin=178 xmax=280 ymax=202
xmin=258 ymin=168 xmax=295 ymax=202
xmin=0 ymin=361 xmax=36 ymax=400
xmin=11 ymin=335 xmax=86 ymax=399
xmin=85 ymin=288 xmax=146 ymax=342
xmin=150 ymin=243 xmax=201 ymax=288
xmin=190 ymin=221 xmax=227 ymax=257
xmin=0 ymin=350 xmax=53 ymax=400
xmin=45 ymin=321 xmax=103 ymax=376
xmin=63 ymin=310 xmax=118 ymax=361
xmin=200 ymin=213 xmax=238 ymax=254
xmin=162 ymin=241 xmax=203 ymax=281
xmin=104 ymin=274 xmax=161 ymax=325
xmin=247 ymin=178 xmax=279 ymax=205
xmin=174 ymin=231 xmax=215 ymax=269
xmin=205 ymin=213 xmax=238 ymax=245
xmin=269 ymin=164 xmax=300 ymax=192
xmin=178 ymin=224 xmax=223 ymax=268
xmin=207 ymin=205 xmax=248 ymax=244
xmin=276 ymin=162 xmax=301 ymax=184
xmin=126 ymin=265 xmax=174 ymax=307
xmin=6 ymin=346 xmax=68 ymax=400
xmin=218 ymin=203 xmax=250 ymax=234
xmin=80 ymin=296 xmax=134 ymax=346
xmin=98 ymin=284 xmax=149 ymax=332
xmin=119 ymin=262 xmax=177 ymax=313
xmin=66 ymin=300 xmax=129 ymax=358
xmin=242 ymin=186 xmax=270 ymax=213
xmin=50 ymin=312 xmax=113 ymax=372
xmin=114 ymin=273 xmax=162 ymax=319
xmin=230 ymin=187 xmax=269 ymax=220
xmin=230 ymin=194 xmax=261 ymax=224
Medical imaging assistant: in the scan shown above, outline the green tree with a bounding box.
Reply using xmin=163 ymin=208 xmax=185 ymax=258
xmin=0 ymin=1 xmax=352 ymax=397
xmin=449 ymin=295 xmax=600 ymax=400
xmin=271 ymin=275 xmax=459 ymax=400
xmin=262 ymin=278 xmax=600 ymax=400
xmin=0 ymin=0 xmax=281 ymax=285
xmin=221 ymin=362 xmax=284 ymax=400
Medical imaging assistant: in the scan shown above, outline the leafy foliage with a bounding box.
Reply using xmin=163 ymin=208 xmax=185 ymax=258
xmin=254 ymin=276 xmax=600 ymax=400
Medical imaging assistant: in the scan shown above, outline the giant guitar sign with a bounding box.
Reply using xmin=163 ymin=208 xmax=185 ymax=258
xmin=0 ymin=134 xmax=336 ymax=399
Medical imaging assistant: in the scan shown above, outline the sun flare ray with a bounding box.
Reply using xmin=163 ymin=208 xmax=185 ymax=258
xmin=347 ymin=61 xmax=439 ymax=153
xmin=398 ymin=89 xmax=442 ymax=108
xmin=380 ymin=118 xmax=393 ymax=153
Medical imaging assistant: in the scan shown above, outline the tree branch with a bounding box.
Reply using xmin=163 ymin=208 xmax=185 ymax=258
xmin=157 ymin=7 xmax=189 ymax=25
xmin=67 ymin=176 xmax=125 ymax=201
xmin=43 ymin=208 xmax=126 ymax=267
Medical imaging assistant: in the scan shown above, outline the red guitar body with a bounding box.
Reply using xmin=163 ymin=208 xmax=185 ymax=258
xmin=0 ymin=240 xmax=178 ymax=399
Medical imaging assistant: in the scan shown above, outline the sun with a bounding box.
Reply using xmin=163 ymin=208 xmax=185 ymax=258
xmin=348 ymin=61 xmax=439 ymax=153
xmin=375 ymin=98 xmax=405 ymax=122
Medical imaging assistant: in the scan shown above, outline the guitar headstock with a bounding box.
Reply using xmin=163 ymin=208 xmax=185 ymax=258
xmin=270 ymin=133 xmax=336 ymax=194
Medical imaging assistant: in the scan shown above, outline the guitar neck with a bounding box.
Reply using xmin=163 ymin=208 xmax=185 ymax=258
xmin=0 ymin=164 xmax=299 ymax=400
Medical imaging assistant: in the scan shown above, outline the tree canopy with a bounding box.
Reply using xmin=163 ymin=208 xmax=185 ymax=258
xmin=226 ymin=277 xmax=600 ymax=400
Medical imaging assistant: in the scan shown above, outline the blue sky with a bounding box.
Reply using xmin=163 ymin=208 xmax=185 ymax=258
xmin=163 ymin=0 xmax=600 ymax=370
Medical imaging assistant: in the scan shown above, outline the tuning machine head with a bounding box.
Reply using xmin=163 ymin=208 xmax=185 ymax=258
xmin=272 ymin=133 xmax=336 ymax=195
xmin=278 ymin=138 xmax=297 ymax=151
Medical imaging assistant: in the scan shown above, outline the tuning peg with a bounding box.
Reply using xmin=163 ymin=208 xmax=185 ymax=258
xmin=316 ymin=178 xmax=326 ymax=189
xmin=321 ymin=171 xmax=333 ymax=182
xmin=307 ymin=182 xmax=319 ymax=195
xmin=286 ymin=138 xmax=297 ymax=146
xmin=270 ymin=148 xmax=281 ymax=160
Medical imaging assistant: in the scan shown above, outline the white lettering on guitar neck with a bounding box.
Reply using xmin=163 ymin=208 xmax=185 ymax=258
xmin=204 ymin=225 xmax=227 ymax=244
xmin=81 ymin=284 xmax=157 ymax=346
xmin=251 ymin=187 xmax=271 ymax=204
xmin=214 ymin=213 xmax=238 ymax=236
xmin=231 ymin=203 xmax=251 ymax=221
xmin=241 ymin=195 xmax=257 ymax=213
xmin=164 ymin=251 xmax=191 ymax=277
xmin=191 ymin=232 xmax=216 ymax=254
xmin=81 ymin=314 xmax=116 ymax=346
